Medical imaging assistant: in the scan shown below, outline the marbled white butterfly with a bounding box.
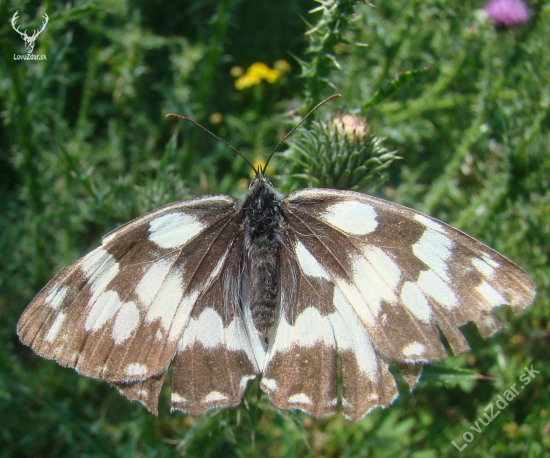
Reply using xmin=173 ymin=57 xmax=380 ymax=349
xmin=17 ymin=96 xmax=535 ymax=420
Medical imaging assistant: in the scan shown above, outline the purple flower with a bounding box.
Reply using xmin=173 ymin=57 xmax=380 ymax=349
xmin=485 ymin=0 xmax=530 ymax=27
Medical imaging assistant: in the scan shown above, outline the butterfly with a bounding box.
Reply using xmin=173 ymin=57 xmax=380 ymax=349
xmin=17 ymin=96 xmax=535 ymax=420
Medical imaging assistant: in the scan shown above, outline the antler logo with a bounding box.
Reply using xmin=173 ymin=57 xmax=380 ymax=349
xmin=12 ymin=11 xmax=48 ymax=54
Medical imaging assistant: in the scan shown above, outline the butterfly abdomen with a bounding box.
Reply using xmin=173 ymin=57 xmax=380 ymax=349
xmin=242 ymin=175 xmax=282 ymax=336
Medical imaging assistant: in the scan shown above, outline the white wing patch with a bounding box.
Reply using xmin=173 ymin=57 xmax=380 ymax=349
xmin=144 ymin=269 xmax=185 ymax=329
xmin=400 ymin=281 xmax=432 ymax=323
xmin=335 ymin=277 xmax=377 ymax=326
xmin=85 ymin=290 xmax=122 ymax=331
xmin=136 ymin=256 xmax=176 ymax=305
xmin=45 ymin=285 xmax=68 ymax=310
xmin=363 ymin=246 xmax=402 ymax=290
xmin=82 ymin=248 xmax=120 ymax=302
xmin=402 ymin=342 xmax=426 ymax=357
xmin=148 ymin=212 xmax=206 ymax=249
xmin=350 ymin=253 xmax=398 ymax=316
xmin=482 ymin=254 xmax=499 ymax=268
xmin=45 ymin=312 xmax=67 ymax=342
xmin=179 ymin=307 xmax=259 ymax=368
xmin=288 ymin=393 xmax=313 ymax=405
xmin=171 ymin=393 xmax=186 ymax=403
xmin=413 ymin=229 xmax=454 ymax=281
xmin=240 ymin=376 xmax=253 ymax=390
xmin=417 ymin=269 xmax=458 ymax=309
xmin=320 ymin=201 xmax=378 ymax=235
xmin=126 ymin=363 xmax=148 ymax=377
xmin=476 ymin=281 xmax=506 ymax=306
xmin=414 ymin=213 xmax=446 ymax=232
xmin=203 ymin=391 xmax=228 ymax=403
xmin=180 ymin=308 xmax=223 ymax=349
xmin=331 ymin=288 xmax=379 ymax=376
xmin=472 ymin=257 xmax=495 ymax=278
xmin=112 ymin=301 xmax=140 ymax=343
xmin=261 ymin=378 xmax=277 ymax=391
xmin=268 ymin=307 xmax=336 ymax=354
xmin=295 ymin=240 xmax=330 ymax=279
xmin=168 ymin=289 xmax=200 ymax=341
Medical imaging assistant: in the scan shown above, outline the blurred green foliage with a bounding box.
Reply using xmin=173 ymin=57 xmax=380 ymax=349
xmin=1 ymin=0 xmax=549 ymax=457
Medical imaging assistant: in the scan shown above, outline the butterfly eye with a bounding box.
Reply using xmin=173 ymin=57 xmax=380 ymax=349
xmin=248 ymin=180 xmax=255 ymax=189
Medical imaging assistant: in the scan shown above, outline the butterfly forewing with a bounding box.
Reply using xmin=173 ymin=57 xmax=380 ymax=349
xmin=17 ymin=195 xmax=256 ymax=413
xmin=282 ymin=189 xmax=535 ymax=363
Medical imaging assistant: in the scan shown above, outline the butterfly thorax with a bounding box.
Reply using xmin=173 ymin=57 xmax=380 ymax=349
xmin=241 ymin=174 xmax=282 ymax=337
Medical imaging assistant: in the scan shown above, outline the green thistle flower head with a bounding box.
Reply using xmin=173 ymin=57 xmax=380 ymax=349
xmin=283 ymin=114 xmax=398 ymax=192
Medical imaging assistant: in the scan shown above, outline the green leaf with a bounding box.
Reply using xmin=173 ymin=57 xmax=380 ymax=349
xmin=420 ymin=365 xmax=490 ymax=383
xmin=362 ymin=65 xmax=434 ymax=109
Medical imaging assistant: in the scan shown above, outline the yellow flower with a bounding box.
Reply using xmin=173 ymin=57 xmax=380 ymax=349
xmin=263 ymin=68 xmax=280 ymax=83
xmin=234 ymin=62 xmax=282 ymax=90
xmin=250 ymin=157 xmax=275 ymax=177
xmin=252 ymin=158 xmax=265 ymax=177
xmin=235 ymin=73 xmax=262 ymax=90
xmin=248 ymin=63 xmax=279 ymax=82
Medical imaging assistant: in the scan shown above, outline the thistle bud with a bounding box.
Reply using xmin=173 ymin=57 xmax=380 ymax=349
xmin=283 ymin=116 xmax=398 ymax=192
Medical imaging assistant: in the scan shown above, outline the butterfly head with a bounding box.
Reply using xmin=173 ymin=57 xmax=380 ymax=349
xmin=248 ymin=171 xmax=274 ymax=191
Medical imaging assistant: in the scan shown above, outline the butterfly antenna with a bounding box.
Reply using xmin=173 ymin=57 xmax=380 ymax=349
xmin=165 ymin=113 xmax=257 ymax=173
xmin=262 ymin=94 xmax=342 ymax=173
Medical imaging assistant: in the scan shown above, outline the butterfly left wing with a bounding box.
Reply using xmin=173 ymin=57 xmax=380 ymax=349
xmin=17 ymin=195 xmax=264 ymax=415
xmin=261 ymin=188 xmax=535 ymax=420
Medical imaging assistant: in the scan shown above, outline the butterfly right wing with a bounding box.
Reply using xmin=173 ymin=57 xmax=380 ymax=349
xmin=170 ymin=233 xmax=265 ymax=415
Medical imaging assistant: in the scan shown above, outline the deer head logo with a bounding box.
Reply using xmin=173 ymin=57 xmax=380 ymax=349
xmin=11 ymin=11 xmax=49 ymax=54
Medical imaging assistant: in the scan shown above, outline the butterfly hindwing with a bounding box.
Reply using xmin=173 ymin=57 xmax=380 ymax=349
xmin=171 ymin=235 xmax=265 ymax=415
xmin=17 ymin=195 xmax=254 ymax=413
xmin=261 ymin=234 xmax=339 ymax=418
xmin=113 ymin=373 xmax=166 ymax=415
xmin=261 ymin=232 xmax=401 ymax=420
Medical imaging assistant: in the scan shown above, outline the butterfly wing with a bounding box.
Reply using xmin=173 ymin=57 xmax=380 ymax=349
xmin=261 ymin=188 xmax=535 ymax=420
xmin=261 ymin=230 xmax=400 ymax=419
xmin=17 ymin=195 xmax=264 ymax=415
xmin=170 ymin=233 xmax=265 ymax=415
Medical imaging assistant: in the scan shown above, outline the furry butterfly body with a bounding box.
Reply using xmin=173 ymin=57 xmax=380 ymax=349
xmin=17 ymin=168 xmax=535 ymax=420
